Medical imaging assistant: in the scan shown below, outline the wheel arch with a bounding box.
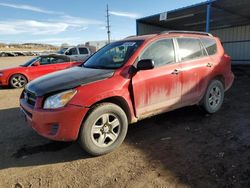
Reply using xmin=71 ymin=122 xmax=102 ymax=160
xmin=77 ymin=96 xmax=133 ymax=142
xmin=8 ymin=73 xmax=29 ymax=86
xmin=201 ymin=74 xmax=225 ymax=113
xmin=211 ymin=74 xmax=225 ymax=88
xmin=81 ymin=96 xmax=133 ymax=128
xmin=199 ymin=74 xmax=225 ymax=104
xmin=91 ymin=96 xmax=132 ymax=124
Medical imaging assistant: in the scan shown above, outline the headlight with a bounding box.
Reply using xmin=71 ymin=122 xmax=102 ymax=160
xmin=44 ymin=89 xmax=77 ymax=109
xmin=0 ymin=72 xmax=3 ymax=77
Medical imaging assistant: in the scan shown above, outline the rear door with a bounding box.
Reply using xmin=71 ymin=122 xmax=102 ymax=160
xmin=132 ymin=38 xmax=182 ymax=118
xmin=76 ymin=47 xmax=90 ymax=62
xmin=176 ymin=37 xmax=214 ymax=105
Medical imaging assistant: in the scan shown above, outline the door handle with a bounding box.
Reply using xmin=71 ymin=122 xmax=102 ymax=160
xmin=171 ymin=69 xmax=180 ymax=75
xmin=206 ymin=62 xmax=213 ymax=67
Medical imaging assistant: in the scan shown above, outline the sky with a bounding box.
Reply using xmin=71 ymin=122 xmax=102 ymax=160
xmin=0 ymin=0 xmax=203 ymax=45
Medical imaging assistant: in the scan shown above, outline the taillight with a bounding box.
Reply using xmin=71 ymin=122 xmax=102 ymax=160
xmin=223 ymin=53 xmax=232 ymax=71
xmin=224 ymin=53 xmax=231 ymax=60
xmin=223 ymin=53 xmax=231 ymax=64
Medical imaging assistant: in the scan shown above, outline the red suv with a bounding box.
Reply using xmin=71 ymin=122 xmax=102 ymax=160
xmin=20 ymin=31 xmax=234 ymax=156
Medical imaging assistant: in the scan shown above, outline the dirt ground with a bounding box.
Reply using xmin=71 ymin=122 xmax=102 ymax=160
xmin=0 ymin=57 xmax=250 ymax=188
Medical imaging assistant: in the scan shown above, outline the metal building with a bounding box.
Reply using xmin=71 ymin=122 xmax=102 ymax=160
xmin=136 ymin=0 xmax=250 ymax=65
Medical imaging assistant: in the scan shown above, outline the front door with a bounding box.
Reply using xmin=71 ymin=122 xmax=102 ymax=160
xmin=132 ymin=38 xmax=182 ymax=119
xmin=66 ymin=47 xmax=79 ymax=61
xmin=27 ymin=57 xmax=56 ymax=80
xmin=27 ymin=56 xmax=69 ymax=80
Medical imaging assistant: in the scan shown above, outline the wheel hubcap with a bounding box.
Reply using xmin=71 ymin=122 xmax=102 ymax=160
xmin=208 ymin=86 xmax=221 ymax=109
xmin=91 ymin=113 xmax=121 ymax=147
xmin=11 ymin=76 xmax=26 ymax=88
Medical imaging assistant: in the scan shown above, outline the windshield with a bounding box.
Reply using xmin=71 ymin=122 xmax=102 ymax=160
xmin=58 ymin=48 xmax=68 ymax=54
xmin=21 ymin=57 xmax=40 ymax=67
xmin=83 ymin=40 xmax=143 ymax=69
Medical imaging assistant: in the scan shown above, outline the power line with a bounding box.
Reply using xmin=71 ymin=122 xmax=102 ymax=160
xmin=106 ymin=4 xmax=111 ymax=44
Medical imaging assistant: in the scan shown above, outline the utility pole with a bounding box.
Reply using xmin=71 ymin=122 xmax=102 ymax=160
xmin=106 ymin=4 xmax=111 ymax=44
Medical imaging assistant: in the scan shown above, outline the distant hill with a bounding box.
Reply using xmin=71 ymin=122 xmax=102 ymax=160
xmin=0 ymin=43 xmax=59 ymax=51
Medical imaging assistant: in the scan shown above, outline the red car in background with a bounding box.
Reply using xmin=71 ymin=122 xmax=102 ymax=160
xmin=0 ymin=54 xmax=82 ymax=88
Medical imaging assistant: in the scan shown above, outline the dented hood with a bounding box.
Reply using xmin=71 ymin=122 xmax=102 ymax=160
xmin=25 ymin=66 xmax=114 ymax=96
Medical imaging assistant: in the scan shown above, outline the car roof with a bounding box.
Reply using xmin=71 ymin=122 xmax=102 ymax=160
xmin=39 ymin=54 xmax=71 ymax=61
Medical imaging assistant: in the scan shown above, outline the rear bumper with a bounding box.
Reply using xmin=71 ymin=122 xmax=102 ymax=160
xmin=20 ymin=99 xmax=89 ymax=141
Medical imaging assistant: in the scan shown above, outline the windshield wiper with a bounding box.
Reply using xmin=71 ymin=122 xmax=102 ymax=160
xmin=83 ymin=65 xmax=112 ymax=69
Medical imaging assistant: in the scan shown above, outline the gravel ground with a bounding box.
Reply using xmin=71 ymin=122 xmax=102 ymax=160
xmin=0 ymin=57 xmax=250 ymax=188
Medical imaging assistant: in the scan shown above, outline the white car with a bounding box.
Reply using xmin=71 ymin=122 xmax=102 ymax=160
xmin=58 ymin=46 xmax=92 ymax=62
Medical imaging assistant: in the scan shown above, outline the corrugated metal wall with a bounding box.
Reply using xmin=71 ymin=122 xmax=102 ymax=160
xmin=137 ymin=22 xmax=250 ymax=65
xmin=211 ymin=25 xmax=250 ymax=65
xmin=137 ymin=22 xmax=167 ymax=35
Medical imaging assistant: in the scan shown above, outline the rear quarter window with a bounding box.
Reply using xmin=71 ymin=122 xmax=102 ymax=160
xmin=200 ymin=38 xmax=217 ymax=55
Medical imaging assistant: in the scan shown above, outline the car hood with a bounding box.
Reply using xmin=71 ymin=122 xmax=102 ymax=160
xmin=25 ymin=66 xmax=115 ymax=96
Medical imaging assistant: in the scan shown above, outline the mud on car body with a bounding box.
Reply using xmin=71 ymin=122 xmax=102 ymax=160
xmin=20 ymin=31 xmax=234 ymax=156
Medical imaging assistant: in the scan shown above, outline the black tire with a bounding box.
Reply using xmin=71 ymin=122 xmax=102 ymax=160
xmin=78 ymin=103 xmax=128 ymax=156
xmin=202 ymin=79 xmax=224 ymax=114
xmin=9 ymin=74 xmax=28 ymax=88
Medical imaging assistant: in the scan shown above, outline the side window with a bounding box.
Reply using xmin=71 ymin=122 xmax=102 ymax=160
xmin=200 ymin=38 xmax=217 ymax=55
xmin=79 ymin=47 xmax=89 ymax=55
xmin=50 ymin=57 xmax=67 ymax=64
xmin=68 ymin=48 xmax=78 ymax=55
xmin=177 ymin=38 xmax=204 ymax=61
xmin=39 ymin=57 xmax=67 ymax=65
xmin=39 ymin=57 xmax=51 ymax=65
xmin=140 ymin=39 xmax=175 ymax=67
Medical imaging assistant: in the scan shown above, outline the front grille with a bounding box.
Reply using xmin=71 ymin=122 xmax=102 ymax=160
xmin=24 ymin=90 xmax=37 ymax=107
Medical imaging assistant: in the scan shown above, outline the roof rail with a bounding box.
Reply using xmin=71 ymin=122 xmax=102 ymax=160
xmin=124 ymin=35 xmax=137 ymax=39
xmin=160 ymin=30 xmax=213 ymax=37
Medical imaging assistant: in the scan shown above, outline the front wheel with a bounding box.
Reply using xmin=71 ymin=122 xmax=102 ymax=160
xmin=202 ymin=79 xmax=224 ymax=114
xmin=9 ymin=74 xmax=27 ymax=88
xmin=78 ymin=103 xmax=128 ymax=156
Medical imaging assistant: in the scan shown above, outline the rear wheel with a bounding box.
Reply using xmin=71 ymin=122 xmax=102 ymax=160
xmin=9 ymin=74 xmax=27 ymax=88
xmin=202 ymin=79 xmax=224 ymax=114
xmin=78 ymin=103 xmax=128 ymax=156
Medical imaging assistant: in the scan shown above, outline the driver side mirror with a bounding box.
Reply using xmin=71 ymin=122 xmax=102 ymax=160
xmin=33 ymin=61 xmax=40 ymax=66
xmin=137 ymin=59 xmax=154 ymax=71
xmin=129 ymin=59 xmax=154 ymax=75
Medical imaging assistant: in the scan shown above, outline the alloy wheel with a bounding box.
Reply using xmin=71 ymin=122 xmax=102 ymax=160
xmin=208 ymin=86 xmax=222 ymax=110
xmin=91 ymin=113 xmax=121 ymax=148
xmin=11 ymin=75 xmax=26 ymax=88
